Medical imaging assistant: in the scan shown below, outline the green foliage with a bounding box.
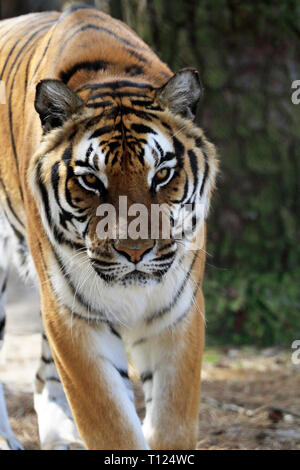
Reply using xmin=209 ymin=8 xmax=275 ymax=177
xmin=204 ymin=268 xmax=300 ymax=346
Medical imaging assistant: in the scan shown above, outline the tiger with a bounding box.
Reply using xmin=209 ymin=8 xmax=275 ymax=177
xmin=0 ymin=4 xmax=218 ymax=450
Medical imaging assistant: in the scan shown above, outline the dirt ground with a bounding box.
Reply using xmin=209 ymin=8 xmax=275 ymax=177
xmin=1 ymin=271 xmax=299 ymax=450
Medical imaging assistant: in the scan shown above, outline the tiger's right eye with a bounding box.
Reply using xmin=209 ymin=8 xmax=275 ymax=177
xmin=155 ymin=168 xmax=170 ymax=183
xmin=152 ymin=167 xmax=174 ymax=190
xmin=78 ymin=174 xmax=104 ymax=194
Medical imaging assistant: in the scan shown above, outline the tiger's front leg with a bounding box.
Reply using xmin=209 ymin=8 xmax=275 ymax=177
xmin=130 ymin=295 xmax=205 ymax=450
xmin=39 ymin=284 xmax=148 ymax=450
xmin=34 ymin=331 xmax=84 ymax=450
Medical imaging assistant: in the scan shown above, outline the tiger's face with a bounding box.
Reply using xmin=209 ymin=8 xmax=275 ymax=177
xmin=32 ymin=70 xmax=217 ymax=286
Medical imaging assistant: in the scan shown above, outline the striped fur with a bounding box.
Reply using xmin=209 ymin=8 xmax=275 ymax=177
xmin=0 ymin=5 xmax=217 ymax=449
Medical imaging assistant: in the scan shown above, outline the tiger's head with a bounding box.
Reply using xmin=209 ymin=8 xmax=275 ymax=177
xmin=31 ymin=69 xmax=217 ymax=286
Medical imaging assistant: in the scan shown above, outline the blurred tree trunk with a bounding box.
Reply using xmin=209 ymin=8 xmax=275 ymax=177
xmin=95 ymin=0 xmax=110 ymax=14
xmin=0 ymin=0 xmax=62 ymax=19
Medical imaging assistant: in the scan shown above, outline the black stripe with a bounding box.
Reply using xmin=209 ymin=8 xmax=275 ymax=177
xmin=0 ymin=37 xmax=21 ymax=80
xmin=4 ymin=20 xmax=56 ymax=83
xmin=86 ymin=144 xmax=93 ymax=159
xmin=59 ymin=23 xmax=145 ymax=59
xmin=60 ymin=60 xmax=108 ymax=84
xmin=157 ymin=241 xmax=176 ymax=253
xmin=46 ymin=376 xmax=61 ymax=383
xmin=62 ymin=145 xmax=72 ymax=165
xmin=155 ymin=252 xmax=176 ymax=262
xmin=85 ymin=111 xmax=108 ymax=129
xmin=118 ymin=368 xmax=129 ymax=380
xmin=109 ymin=324 xmax=121 ymax=339
xmin=62 ymin=145 xmax=80 ymax=211
xmin=130 ymin=99 xmax=154 ymax=107
xmin=76 ymin=80 xmax=153 ymax=93
xmin=173 ymin=136 xmax=185 ymax=168
xmin=0 ymin=317 xmax=6 ymax=334
xmin=121 ymin=105 xmax=153 ymax=120
xmin=140 ymin=372 xmax=153 ymax=383
xmin=36 ymin=159 xmax=51 ymax=228
xmin=146 ymin=253 xmax=197 ymax=324
xmin=200 ymin=160 xmax=209 ymax=197
xmin=89 ymin=91 xmax=148 ymax=100
xmin=0 ymin=16 xmax=54 ymax=77
xmin=0 ymin=18 xmax=27 ymax=44
xmin=154 ymin=140 xmax=164 ymax=159
xmin=169 ymin=273 xmax=203 ymax=330
xmin=131 ymin=123 xmax=157 ymax=135
xmin=125 ymin=65 xmax=144 ymax=76
xmin=32 ymin=26 xmax=54 ymax=78
xmin=36 ymin=373 xmax=45 ymax=384
xmin=188 ymin=149 xmax=198 ymax=192
xmin=52 ymin=247 xmax=107 ymax=319
xmin=41 ymin=355 xmax=54 ymax=364
xmin=86 ymin=101 xmax=112 ymax=109
xmin=125 ymin=48 xmax=149 ymax=64
xmin=1 ymin=275 xmax=8 ymax=294
xmin=172 ymin=170 xmax=189 ymax=204
xmin=74 ymin=160 xmax=95 ymax=169
xmin=90 ymin=126 xmax=113 ymax=139
xmin=36 ymin=159 xmax=79 ymax=248
xmin=91 ymin=259 xmax=118 ymax=267
xmin=51 ymin=162 xmax=60 ymax=204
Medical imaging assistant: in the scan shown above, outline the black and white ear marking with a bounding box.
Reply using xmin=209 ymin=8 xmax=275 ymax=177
xmin=156 ymin=68 xmax=202 ymax=120
xmin=34 ymin=79 xmax=84 ymax=133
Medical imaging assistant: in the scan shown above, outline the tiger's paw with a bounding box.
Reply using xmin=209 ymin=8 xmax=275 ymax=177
xmin=41 ymin=440 xmax=85 ymax=450
xmin=34 ymin=387 xmax=85 ymax=450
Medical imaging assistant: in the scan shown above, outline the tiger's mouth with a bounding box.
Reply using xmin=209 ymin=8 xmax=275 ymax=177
xmin=91 ymin=255 xmax=176 ymax=286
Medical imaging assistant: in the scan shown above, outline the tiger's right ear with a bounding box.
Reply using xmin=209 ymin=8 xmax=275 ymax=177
xmin=34 ymin=79 xmax=84 ymax=133
xmin=155 ymin=68 xmax=202 ymax=120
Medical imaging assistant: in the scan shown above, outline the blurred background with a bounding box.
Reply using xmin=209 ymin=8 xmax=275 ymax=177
xmin=0 ymin=0 xmax=299 ymax=346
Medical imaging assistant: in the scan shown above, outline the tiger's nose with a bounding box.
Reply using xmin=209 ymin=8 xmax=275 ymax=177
xmin=114 ymin=244 xmax=154 ymax=263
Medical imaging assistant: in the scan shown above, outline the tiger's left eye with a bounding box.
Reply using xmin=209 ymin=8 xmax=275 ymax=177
xmin=153 ymin=167 xmax=174 ymax=190
xmin=83 ymin=174 xmax=98 ymax=186
xmin=155 ymin=168 xmax=169 ymax=182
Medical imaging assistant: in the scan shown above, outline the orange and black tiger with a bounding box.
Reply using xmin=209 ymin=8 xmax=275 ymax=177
xmin=0 ymin=4 xmax=217 ymax=449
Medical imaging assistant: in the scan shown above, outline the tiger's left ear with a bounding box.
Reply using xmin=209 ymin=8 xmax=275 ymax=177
xmin=156 ymin=68 xmax=202 ymax=120
xmin=35 ymin=79 xmax=84 ymax=133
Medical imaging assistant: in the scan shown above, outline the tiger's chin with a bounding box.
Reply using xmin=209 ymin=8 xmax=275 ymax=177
xmin=92 ymin=265 xmax=168 ymax=287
